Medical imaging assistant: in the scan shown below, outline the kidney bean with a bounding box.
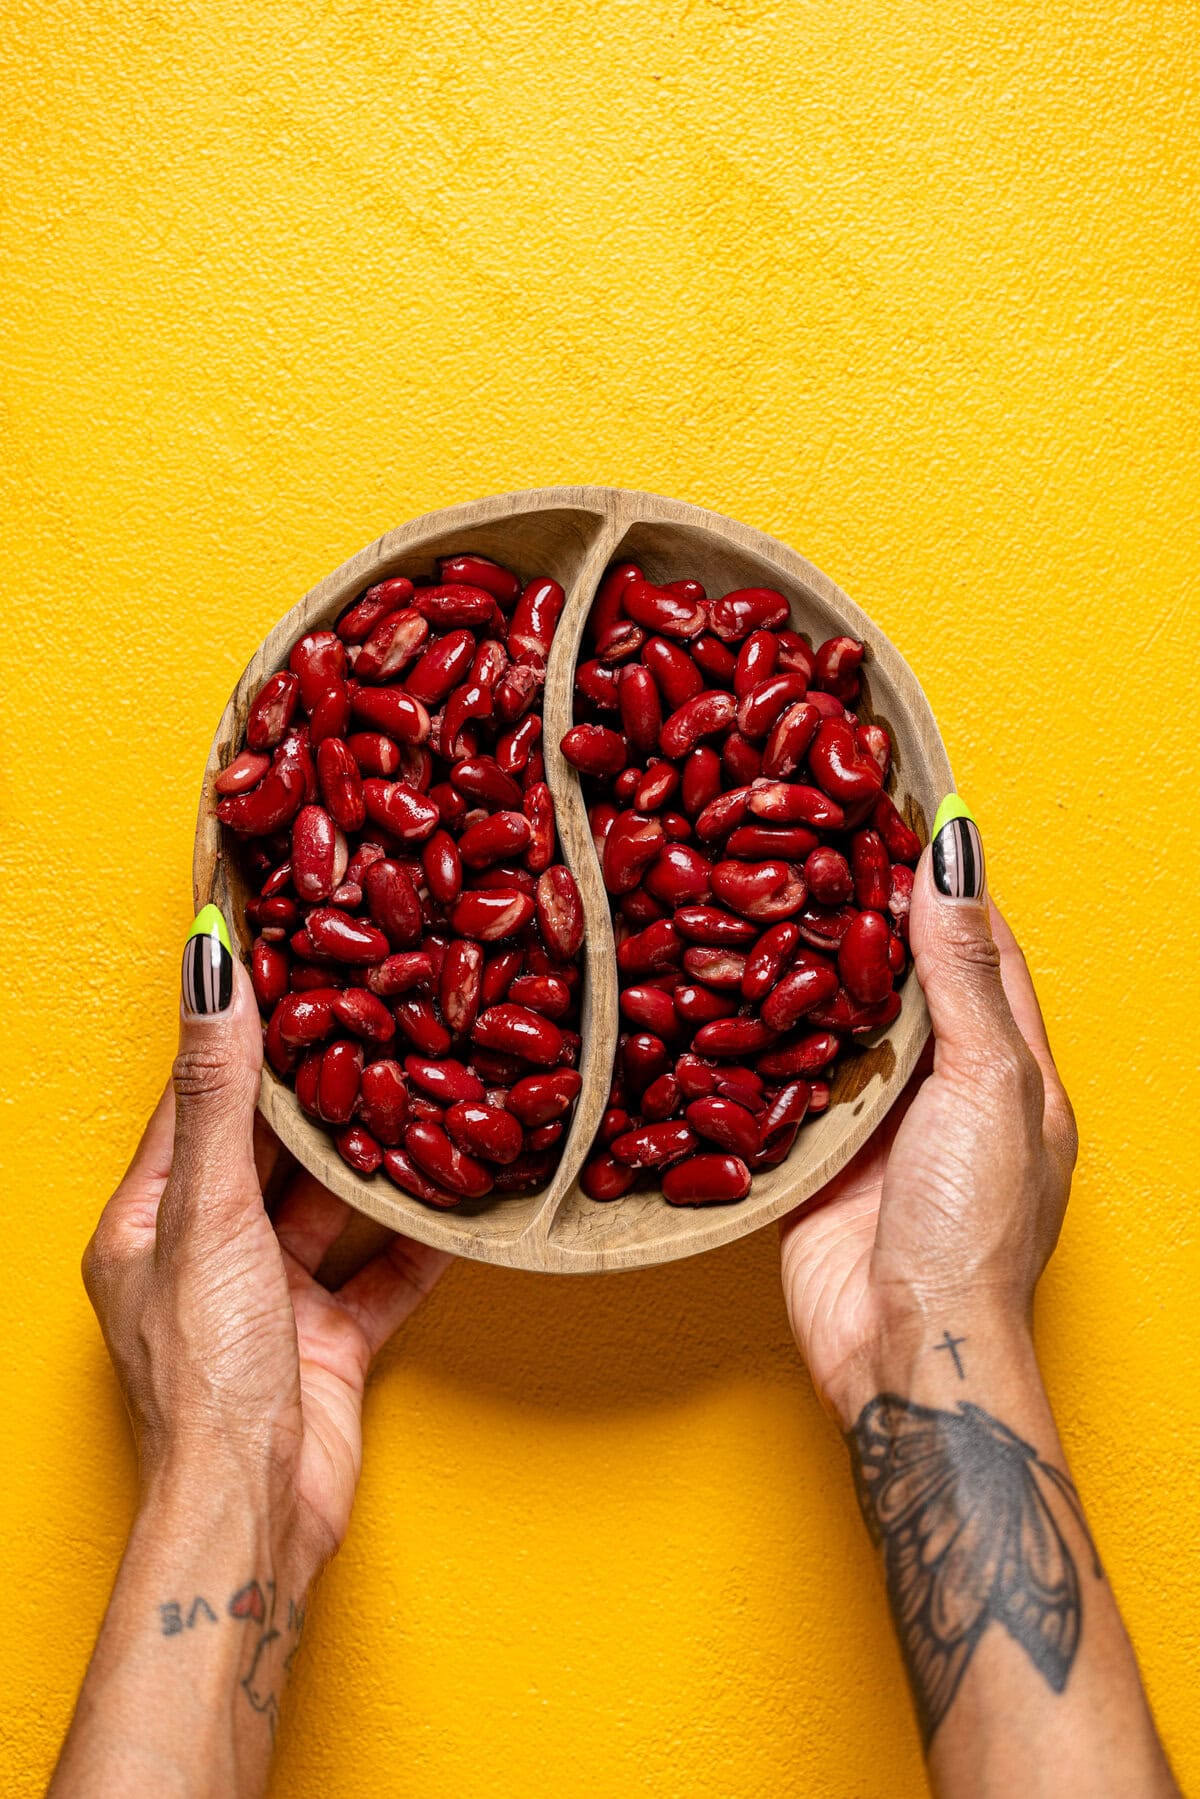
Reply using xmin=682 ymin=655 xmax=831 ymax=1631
xmin=505 ymin=1069 xmax=582 ymax=1128
xmin=382 ymin=1145 xmax=460 ymax=1208
xmin=410 ymin=583 xmax=497 ymax=631
xmin=559 ymin=723 xmax=627 ymax=778
xmin=808 ymin=717 xmax=884 ymax=802
xmin=747 ymin=782 xmax=845 ymax=830
xmin=622 ymin=1032 xmax=670 ymax=1095
xmin=872 ymin=791 xmax=924 ymax=863
xmin=448 ymin=888 xmax=535 ymax=942
xmin=582 ymin=1154 xmax=637 ymax=1201
xmin=246 ymin=670 xmax=301 ymax=751
xmin=795 ymin=901 xmax=857 ymax=952
xmin=641 ymin=843 xmax=712 ymax=907
xmin=314 ymin=737 xmax=366 ymax=834
xmin=673 ymin=983 xmax=739 ymax=1027
xmin=494 ymin=661 xmax=543 ymax=726
xmin=689 ymin=633 xmax=738 ymax=687
xmin=472 ymin=1003 xmax=563 ymax=1065
xmin=812 ymin=634 xmax=864 ymax=701
xmin=662 ymin=1154 xmax=751 ymax=1205
xmin=851 ymin=830 xmax=891 ymax=911
xmin=721 ymin=730 xmax=762 ymax=786
xmin=838 ymin=910 xmax=893 ymax=1005
xmin=393 ymin=995 xmax=453 ymax=1057
xmin=348 ymin=685 xmax=430 ymax=745
xmin=404 ymin=1120 xmax=493 ymax=1197
xmin=497 ymin=713 xmax=542 ymax=775
xmin=733 ymin=630 xmax=779 ymax=699
xmin=642 ymin=636 xmax=704 ymax=711
xmin=306 ymin=908 xmax=389 ymax=965
xmin=331 ymin=1122 xmax=381 ymax=1174
xmin=477 ymin=949 xmax=522 ymax=1008
xmin=711 ymin=859 xmax=807 ymax=922
xmin=694 ymin=786 xmax=752 ymax=843
xmin=216 ymin=749 xmax=271 ymax=796
xmin=673 ymin=1053 xmax=719 ymax=1098
xmin=602 ymin=812 xmax=664 ymax=894
xmin=354 ymin=609 xmax=430 ymax=683
xmin=756 ymin=1032 xmax=840 ymax=1079
xmin=707 ymin=587 xmax=791 ymax=643
xmin=678 ymin=747 xmax=721 ymax=820
xmin=445 ymin=1101 xmax=524 ymax=1165
xmin=674 ymin=905 xmax=759 ymax=946
xmin=416 ymin=830 xmax=458 ymax=908
xmin=855 ymin=724 xmax=891 ymax=782
xmin=251 ymin=938 xmax=290 ymax=1012
xmin=685 ymin=1096 xmax=760 ymax=1159
xmin=457 ymin=809 xmax=531 ymax=869
xmin=800 ymin=847 xmax=849 ymax=908
xmin=576 ymin=658 xmax=621 ymax=709
xmin=522 ymin=782 xmax=556 ymax=874
xmin=291 ymin=804 xmax=347 ymax=903
xmin=735 ymin=673 xmax=810 ymax=740
xmin=659 ymin=690 xmax=736 ymax=758
xmin=358 ymin=780 xmax=439 ymax=843
xmin=596 ymin=617 xmax=646 ymax=663
xmin=470 ymin=638 xmax=509 ymax=692
xmin=362 ymin=859 xmax=423 ymax=948
xmin=615 ymin=918 xmax=682 ymax=976
xmin=713 ymin=1067 xmax=766 ymax=1112
xmin=216 ymin=756 xmax=306 ymax=834
xmin=364 ymin=951 xmax=433 ymax=997
xmin=759 ymin=953 xmax=840 ymax=1031
xmin=760 ymin=700 xmax=821 ymax=780
xmin=741 ymin=921 xmax=801 ymax=1002
xmin=356 ymin=1059 xmax=408 ymax=1144
xmin=508 ymin=576 xmax=565 ymax=667
xmin=691 ymin=1016 xmax=777 ymax=1057
xmin=404 ymin=1055 xmax=485 ymax=1106
xmin=508 ymin=973 xmax=571 ymax=1020
xmin=434 ymin=553 xmax=518 ymax=605
xmin=613 ymin=767 xmax=642 ymax=805
xmin=317 ymin=1039 xmax=362 ymax=1124
xmin=682 ymin=947 xmax=748 ymax=990
xmin=640 ymin=1073 xmax=681 ymax=1121
xmin=619 ymin=984 xmax=682 ymax=1037
xmin=337 ymin=578 xmax=414 ymax=643
xmin=291 ymin=963 xmax=345 ymax=993
xmin=617 ymin=665 xmax=662 ymax=758
xmin=610 ymin=1120 xmax=698 ymax=1167
xmin=630 ymin=761 xmax=676 ymax=812
xmin=343 ymin=731 xmax=400 ymax=779
xmin=294 ymin=1047 xmax=323 ymax=1114
xmin=620 ymin=578 xmax=705 ymax=641
xmin=450 ymin=755 xmax=524 ymax=811
xmin=888 ymin=863 xmax=915 ymax=942
xmin=332 ymin=988 xmax=396 ymax=1042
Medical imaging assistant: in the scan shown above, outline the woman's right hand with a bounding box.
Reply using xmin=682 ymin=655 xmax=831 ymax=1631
xmin=780 ymin=800 xmax=1079 ymax=1425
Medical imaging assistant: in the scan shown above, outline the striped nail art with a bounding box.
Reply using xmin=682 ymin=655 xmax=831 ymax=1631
xmin=931 ymin=796 xmax=985 ymax=901
xmin=182 ymin=904 xmax=233 ymax=1016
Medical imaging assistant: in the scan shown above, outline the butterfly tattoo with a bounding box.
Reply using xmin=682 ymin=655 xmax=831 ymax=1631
xmin=849 ymin=1394 xmax=1103 ymax=1745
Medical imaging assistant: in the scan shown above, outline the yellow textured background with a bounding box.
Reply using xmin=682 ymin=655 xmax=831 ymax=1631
xmin=2 ymin=2 xmax=1198 ymax=1793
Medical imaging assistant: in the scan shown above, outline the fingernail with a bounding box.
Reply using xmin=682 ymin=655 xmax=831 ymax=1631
xmin=931 ymin=795 xmax=985 ymax=901
xmin=182 ymin=904 xmax=233 ymax=1017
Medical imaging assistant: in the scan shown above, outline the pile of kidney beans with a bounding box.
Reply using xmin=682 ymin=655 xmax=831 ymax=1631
xmin=561 ymin=563 xmax=922 ymax=1208
xmin=216 ymin=553 xmax=587 ymax=1209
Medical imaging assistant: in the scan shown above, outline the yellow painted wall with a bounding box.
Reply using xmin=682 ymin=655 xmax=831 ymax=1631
xmin=2 ymin=2 xmax=1198 ymax=1792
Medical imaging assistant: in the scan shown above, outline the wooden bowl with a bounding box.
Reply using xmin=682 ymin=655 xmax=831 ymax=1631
xmin=194 ymin=487 xmax=951 ymax=1273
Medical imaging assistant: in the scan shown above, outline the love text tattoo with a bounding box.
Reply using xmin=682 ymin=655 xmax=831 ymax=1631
xmin=158 ymin=1579 xmax=306 ymax=1741
xmin=849 ymin=1394 xmax=1103 ymax=1745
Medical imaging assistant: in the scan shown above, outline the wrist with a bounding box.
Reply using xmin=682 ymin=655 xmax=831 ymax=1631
xmin=135 ymin=1447 xmax=324 ymax=1598
xmin=823 ymin=1295 xmax=1039 ymax=1432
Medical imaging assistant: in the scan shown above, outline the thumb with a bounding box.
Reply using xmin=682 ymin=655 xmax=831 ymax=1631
xmin=167 ymin=904 xmax=263 ymax=1209
xmin=909 ymin=797 xmax=1023 ymax=1070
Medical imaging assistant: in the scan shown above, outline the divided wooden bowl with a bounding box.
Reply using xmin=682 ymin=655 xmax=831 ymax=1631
xmin=194 ymin=487 xmax=951 ymax=1273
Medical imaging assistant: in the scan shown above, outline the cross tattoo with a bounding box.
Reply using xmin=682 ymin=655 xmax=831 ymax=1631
xmin=933 ymin=1330 xmax=967 ymax=1379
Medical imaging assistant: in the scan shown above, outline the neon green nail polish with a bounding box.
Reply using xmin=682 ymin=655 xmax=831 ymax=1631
xmin=932 ymin=793 xmax=976 ymax=839
xmin=187 ymin=903 xmax=231 ymax=955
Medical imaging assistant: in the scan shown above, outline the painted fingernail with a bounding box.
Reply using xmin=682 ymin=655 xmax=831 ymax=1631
xmin=182 ymin=904 xmax=233 ymax=1017
xmin=931 ymin=795 xmax=985 ymax=901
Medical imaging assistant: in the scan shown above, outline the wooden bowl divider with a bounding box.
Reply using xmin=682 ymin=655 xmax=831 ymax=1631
xmin=194 ymin=487 xmax=952 ymax=1273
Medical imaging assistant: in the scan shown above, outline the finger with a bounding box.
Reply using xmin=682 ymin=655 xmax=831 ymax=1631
xmin=273 ymin=1168 xmax=353 ymax=1276
xmin=909 ymin=797 xmax=1025 ymax=1074
xmin=989 ymin=899 xmax=1078 ymax=1165
xmin=335 ymin=1237 xmax=453 ymax=1359
xmin=158 ymin=906 xmax=263 ymax=1231
xmin=97 ymin=1082 xmax=177 ymax=1248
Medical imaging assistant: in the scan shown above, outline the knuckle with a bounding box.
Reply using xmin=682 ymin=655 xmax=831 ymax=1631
xmin=943 ymin=929 xmax=1004 ymax=979
xmin=172 ymin=1045 xmax=248 ymax=1104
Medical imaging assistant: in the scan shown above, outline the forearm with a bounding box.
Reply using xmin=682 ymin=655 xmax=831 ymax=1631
xmin=49 ymin=1459 xmax=316 ymax=1799
xmin=834 ymin=1306 xmax=1179 ymax=1799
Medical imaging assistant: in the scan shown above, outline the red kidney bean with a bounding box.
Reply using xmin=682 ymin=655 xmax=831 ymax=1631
xmin=851 ymin=829 xmax=891 ymax=911
xmin=759 ymin=953 xmax=840 ymax=1031
xmin=251 ymin=939 xmax=290 ymax=1011
xmin=678 ymin=745 xmax=721 ymax=817
xmin=435 ymin=553 xmax=517 ymax=604
xmin=365 ymin=951 xmax=433 ymax=996
xmin=451 ymin=755 xmax=524 ymax=811
xmin=582 ymin=1153 xmax=637 ymax=1201
xmin=363 ymin=859 xmax=423 ymax=948
xmin=674 ymin=905 xmax=759 ymax=945
xmin=508 ymin=577 xmax=565 ymax=667
xmin=215 ymin=749 xmax=271 ymax=795
xmin=662 ymin=1154 xmax=751 ymax=1205
xmin=741 ymin=921 xmax=801 ymax=1002
xmin=872 ymin=791 xmax=924 ymax=862
xmin=734 ymin=630 xmax=779 ymax=698
xmin=721 ymin=731 xmax=762 ymax=786
xmin=393 ymin=995 xmax=453 ymax=1057
xmin=294 ymin=1047 xmax=322 ymax=1114
xmin=856 ymin=723 xmax=891 ymax=781
xmin=315 ymin=737 xmax=366 ymax=833
xmin=507 ymin=1069 xmax=582 ymax=1127
xmin=756 ymin=1032 xmax=840 ymax=1079
xmin=413 ymin=584 xmax=499 ymax=631
xmin=643 ymin=843 xmax=713 ymax=907
xmin=694 ymin=786 xmax=752 ymax=843
xmin=802 ymin=846 xmax=850 ymax=907
xmin=308 ymin=682 xmax=354 ymax=747
xmin=632 ymin=761 xmax=678 ymax=812
xmin=478 ymin=948 xmax=522 ymax=1007
xmin=445 ymin=1101 xmax=524 ymax=1165
xmin=246 ymin=671 xmax=301 ymax=751
xmin=613 ymin=767 xmax=642 ymax=804
xmin=711 ymin=859 xmax=807 ymax=922
xmin=747 ymin=782 xmax=845 ymax=829
xmin=659 ymin=690 xmax=736 ymax=758
xmin=337 ymin=578 xmax=414 ymax=642
xmin=673 ymin=1053 xmax=719 ymax=1098
xmin=522 ymin=782 xmax=556 ymax=874
xmin=642 ymin=636 xmax=705 ymax=710
xmin=442 ymin=679 xmax=493 ymax=757
xmin=735 ymin=673 xmax=810 ymax=739
xmin=602 ymin=812 xmax=664 ymax=895
xmin=640 ymin=1073 xmax=681 ymax=1121
xmin=530 ymin=865 xmax=581 ymax=963
xmin=576 ymin=658 xmax=621 ymax=709
xmin=508 ymin=973 xmax=571 ymax=1019
xmin=494 ymin=661 xmax=542 ymax=725
xmin=838 ymin=910 xmax=894 ymax=1005
xmin=559 ymin=723 xmax=627 ymax=778
xmin=354 ymin=609 xmax=430 ymax=682
xmin=472 ymin=1003 xmax=563 ymax=1065
xmin=345 ymin=730 xmax=402 ymax=778
xmin=796 ymin=901 xmax=857 ymax=951
xmin=622 ymin=1032 xmax=670 ymax=1095
xmin=623 ymin=578 xmax=708 ymax=640
xmin=812 ymin=634 xmax=864 ymax=701
xmin=610 ymin=1120 xmax=698 ymax=1167
xmin=382 ymin=1145 xmax=460 ymax=1208
xmin=418 ymin=829 xmax=460 ymax=907
xmin=496 ymin=713 xmax=542 ymax=774
xmin=673 ymin=983 xmax=739 ymax=1027
xmin=761 ymin=699 xmax=821 ymax=780
xmin=619 ymin=664 xmax=663 ymax=758
xmin=458 ymin=809 xmax=532 ymax=868
xmin=707 ymin=587 xmax=791 ymax=643
xmin=692 ymin=1016 xmax=777 ymax=1057
xmin=291 ymin=804 xmax=347 ymax=902
xmin=332 ymin=988 xmax=396 ymax=1042
xmin=358 ymin=1059 xmax=408 ymax=1144
xmin=216 ymin=754 xmax=306 ymax=834
xmin=404 ymin=1055 xmax=485 ymax=1106
xmin=615 ymin=918 xmax=683 ymax=975
xmin=470 ymin=638 xmax=508 ymax=691
xmin=292 ymin=963 xmax=345 ymax=993
xmin=306 ymin=908 xmax=389 ymax=965
xmin=328 ymin=883 xmax=361 ymax=913
xmin=681 ymin=947 xmax=747 ymax=990
xmin=690 ymin=633 xmax=738 ymax=685
xmin=888 ymin=863 xmax=914 ymax=942
xmin=335 ymin=1123 xmax=383 ymax=1174
xmin=348 ymin=685 xmax=430 ymax=745
xmin=317 ymin=1039 xmax=362 ymax=1124
xmin=595 ymin=616 xmax=646 ymax=663
xmin=404 ymin=1120 xmax=493 ymax=1197
xmin=808 ymin=717 xmax=884 ymax=802
xmin=620 ymin=984 xmax=682 ymax=1036
xmin=714 ymin=1067 xmax=765 ymax=1111
xmin=685 ymin=1096 xmax=760 ymax=1158
xmin=449 ymin=888 xmax=535 ymax=942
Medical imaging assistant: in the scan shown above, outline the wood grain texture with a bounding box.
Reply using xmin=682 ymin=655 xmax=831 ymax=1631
xmin=194 ymin=487 xmax=952 ymax=1273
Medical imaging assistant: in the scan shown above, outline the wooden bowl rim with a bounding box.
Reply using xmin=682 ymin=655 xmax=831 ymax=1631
xmin=193 ymin=485 xmax=952 ymax=1273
